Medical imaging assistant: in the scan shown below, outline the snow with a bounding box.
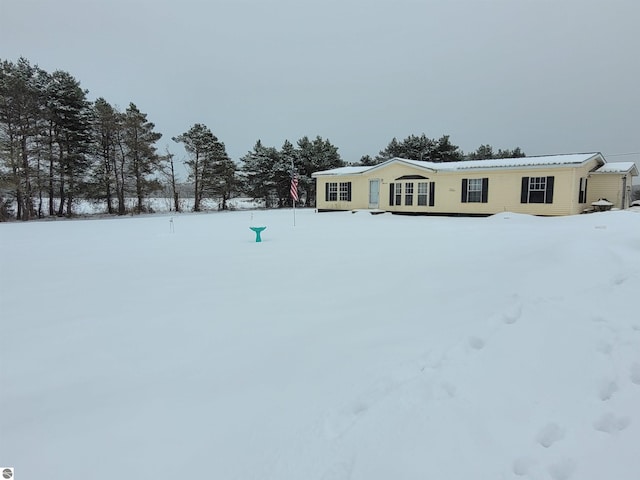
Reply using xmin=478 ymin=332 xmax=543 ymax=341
xmin=594 ymin=162 xmax=638 ymax=174
xmin=400 ymin=153 xmax=600 ymax=171
xmin=313 ymin=153 xmax=603 ymax=177
xmin=1 ymin=209 xmax=640 ymax=480
xmin=312 ymin=166 xmax=372 ymax=176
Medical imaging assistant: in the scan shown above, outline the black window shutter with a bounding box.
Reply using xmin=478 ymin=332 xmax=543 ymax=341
xmin=481 ymin=178 xmax=489 ymax=203
xmin=584 ymin=178 xmax=588 ymax=204
xmin=521 ymin=177 xmax=529 ymax=203
xmin=578 ymin=178 xmax=584 ymax=203
xmin=347 ymin=182 xmax=352 ymax=201
xmin=461 ymin=179 xmax=468 ymax=203
xmin=389 ymin=183 xmax=394 ymax=206
xmin=429 ymin=182 xmax=435 ymax=206
xmin=545 ymin=176 xmax=555 ymax=204
xmin=325 ymin=183 xmax=329 ymax=201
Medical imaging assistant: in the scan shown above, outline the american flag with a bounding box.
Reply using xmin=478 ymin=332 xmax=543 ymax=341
xmin=290 ymin=173 xmax=299 ymax=202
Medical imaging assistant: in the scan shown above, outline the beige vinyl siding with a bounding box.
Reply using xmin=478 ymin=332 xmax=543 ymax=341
xmin=383 ymin=167 xmax=583 ymax=216
xmin=314 ymin=156 xmax=632 ymax=216
xmin=587 ymin=173 xmax=630 ymax=209
xmin=317 ymin=175 xmax=368 ymax=211
xmin=318 ymin=168 xmax=579 ymax=215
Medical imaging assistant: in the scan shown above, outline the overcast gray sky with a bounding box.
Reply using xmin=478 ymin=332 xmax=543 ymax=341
xmin=2 ymin=0 xmax=639 ymax=175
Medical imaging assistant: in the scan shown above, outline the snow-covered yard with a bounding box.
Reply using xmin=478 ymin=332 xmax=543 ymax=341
xmin=1 ymin=208 xmax=639 ymax=480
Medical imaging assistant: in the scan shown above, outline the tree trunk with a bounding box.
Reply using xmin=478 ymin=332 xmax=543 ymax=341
xmin=48 ymin=124 xmax=55 ymax=216
xmin=105 ymin=144 xmax=114 ymax=214
xmin=115 ymin=142 xmax=126 ymax=215
xmin=193 ymin=158 xmax=200 ymax=212
xmin=56 ymin=146 xmax=65 ymax=216
xmin=66 ymin=165 xmax=74 ymax=217
xmin=48 ymin=152 xmax=55 ymax=216
xmin=21 ymin=136 xmax=34 ymax=220
xmin=135 ymin=157 xmax=143 ymax=214
xmin=170 ymin=157 xmax=179 ymax=212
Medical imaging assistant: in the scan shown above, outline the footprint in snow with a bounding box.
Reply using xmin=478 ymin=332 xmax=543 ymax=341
xmin=536 ymin=422 xmax=565 ymax=448
xmin=468 ymin=336 xmax=485 ymax=350
xmin=512 ymin=457 xmax=535 ymax=476
xmin=597 ymin=379 xmax=618 ymax=401
xmin=593 ymin=413 xmax=631 ymax=434
xmin=323 ymin=374 xmax=411 ymax=440
xmin=501 ymin=301 xmax=522 ymax=325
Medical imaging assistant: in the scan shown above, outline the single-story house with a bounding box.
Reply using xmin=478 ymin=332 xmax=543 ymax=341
xmin=311 ymin=153 xmax=638 ymax=216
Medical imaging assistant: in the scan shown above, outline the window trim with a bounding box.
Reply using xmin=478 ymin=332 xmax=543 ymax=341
xmin=521 ymin=176 xmax=554 ymax=204
xmin=461 ymin=178 xmax=489 ymax=203
xmin=405 ymin=182 xmax=414 ymax=206
xmin=417 ymin=182 xmax=428 ymax=206
xmin=339 ymin=182 xmax=352 ymax=202
xmin=326 ymin=182 xmax=337 ymax=202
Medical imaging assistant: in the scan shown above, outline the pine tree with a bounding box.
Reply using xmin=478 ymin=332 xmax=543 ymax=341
xmin=0 ymin=58 xmax=44 ymax=220
xmin=122 ymin=103 xmax=162 ymax=213
xmin=240 ymin=140 xmax=279 ymax=208
xmin=207 ymin=141 xmax=236 ymax=210
xmin=496 ymin=147 xmax=525 ymax=158
xmin=467 ymin=144 xmax=495 ymax=160
xmin=297 ymin=136 xmax=343 ymax=207
xmin=376 ymin=134 xmax=436 ymax=162
xmin=90 ymin=98 xmax=121 ymax=214
xmin=431 ymin=135 xmax=463 ymax=162
xmin=466 ymin=145 xmax=526 ymax=160
xmin=45 ymin=70 xmax=93 ymax=216
xmin=173 ymin=123 xmax=222 ymax=212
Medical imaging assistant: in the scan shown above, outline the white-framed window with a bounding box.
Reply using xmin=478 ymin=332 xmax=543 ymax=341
xmin=528 ymin=177 xmax=546 ymax=203
xmin=405 ymin=182 xmax=414 ymax=206
xmin=461 ymin=178 xmax=488 ymax=203
xmin=469 ymin=179 xmax=482 ymax=202
xmin=417 ymin=182 xmax=428 ymax=206
xmin=521 ymin=176 xmax=554 ymax=204
xmin=395 ymin=182 xmax=402 ymax=206
xmin=339 ymin=182 xmax=351 ymax=201
xmin=327 ymin=182 xmax=337 ymax=201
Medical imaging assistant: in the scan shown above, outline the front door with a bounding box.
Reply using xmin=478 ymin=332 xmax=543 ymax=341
xmin=369 ymin=179 xmax=380 ymax=208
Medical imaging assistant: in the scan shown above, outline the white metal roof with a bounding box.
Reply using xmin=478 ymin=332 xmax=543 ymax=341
xmin=312 ymin=153 xmax=604 ymax=177
xmin=592 ymin=162 xmax=638 ymax=174
xmin=313 ymin=166 xmax=371 ymax=176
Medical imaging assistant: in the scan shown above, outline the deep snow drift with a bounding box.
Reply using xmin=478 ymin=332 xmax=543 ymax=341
xmin=1 ymin=209 xmax=639 ymax=480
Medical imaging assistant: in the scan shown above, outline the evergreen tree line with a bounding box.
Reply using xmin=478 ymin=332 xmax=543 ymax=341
xmin=0 ymin=58 xmax=167 ymax=220
xmin=357 ymin=134 xmax=525 ymax=166
xmin=0 ymin=58 xmax=345 ymax=220
xmin=1 ymin=57 xmax=525 ymax=221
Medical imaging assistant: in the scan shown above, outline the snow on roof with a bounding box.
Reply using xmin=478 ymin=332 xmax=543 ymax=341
xmin=434 ymin=153 xmax=600 ymax=171
xmin=593 ymin=162 xmax=638 ymax=174
xmin=312 ymin=153 xmax=603 ymax=176
xmin=312 ymin=166 xmax=371 ymax=176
